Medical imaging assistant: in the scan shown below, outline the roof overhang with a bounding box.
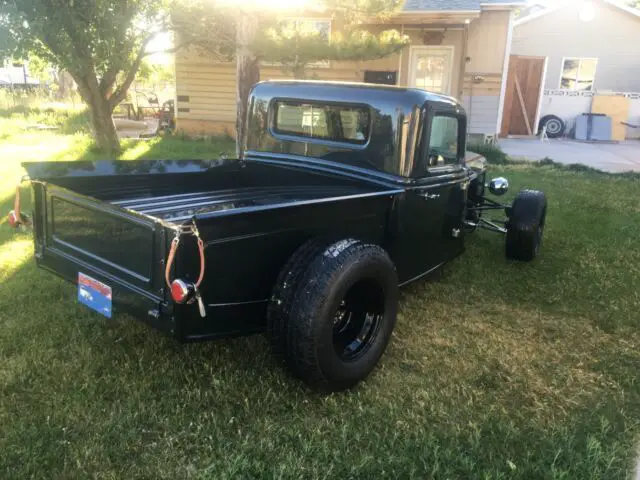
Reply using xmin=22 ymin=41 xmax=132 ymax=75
xmin=481 ymin=2 xmax=526 ymax=11
xmin=368 ymin=11 xmax=481 ymax=25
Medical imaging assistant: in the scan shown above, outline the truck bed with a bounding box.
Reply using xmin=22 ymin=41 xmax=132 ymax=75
xmin=25 ymin=159 xmax=382 ymax=227
xmin=110 ymin=184 xmax=373 ymax=224
xmin=23 ymin=158 xmax=398 ymax=338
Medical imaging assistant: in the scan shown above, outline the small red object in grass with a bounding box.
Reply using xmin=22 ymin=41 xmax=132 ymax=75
xmin=8 ymin=210 xmax=20 ymax=228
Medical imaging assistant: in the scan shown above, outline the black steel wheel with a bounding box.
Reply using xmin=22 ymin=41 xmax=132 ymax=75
xmin=539 ymin=115 xmax=565 ymax=138
xmin=332 ymin=278 xmax=385 ymax=362
xmin=267 ymin=238 xmax=398 ymax=392
xmin=506 ymin=190 xmax=547 ymax=262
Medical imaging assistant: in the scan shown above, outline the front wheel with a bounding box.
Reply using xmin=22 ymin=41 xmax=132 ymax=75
xmin=506 ymin=190 xmax=547 ymax=261
xmin=267 ymin=239 xmax=399 ymax=392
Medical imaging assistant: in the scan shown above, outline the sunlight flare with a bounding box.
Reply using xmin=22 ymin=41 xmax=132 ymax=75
xmin=215 ymin=0 xmax=320 ymax=11
xmin=119 ymin=139 xmax=153 ymax=160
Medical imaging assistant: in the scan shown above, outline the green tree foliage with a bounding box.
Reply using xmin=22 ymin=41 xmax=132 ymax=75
xmin=0 ymin=0 xmax=173 ymax=154
xmin=135 ymin=60 xmax=174 ymax=87
xmin=0 ymin=0 xmax=406 ymax=154
xmin=255 ymin=23 xmax=408 ymax=79
xmin=24 ymin=54 xmax=53 ymax=83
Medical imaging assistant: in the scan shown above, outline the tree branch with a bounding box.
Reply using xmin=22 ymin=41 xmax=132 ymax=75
xmin=99 ymin=67 xmax=119 ymax=98
xmin=108 ymin=35 xmax=156 ymax=110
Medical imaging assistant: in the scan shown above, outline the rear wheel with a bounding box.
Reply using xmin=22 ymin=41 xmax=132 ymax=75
xmin=267 ymin=239 xmax=398 ymax=392
xmin=506 ymin=190 xmax=547 ymax=261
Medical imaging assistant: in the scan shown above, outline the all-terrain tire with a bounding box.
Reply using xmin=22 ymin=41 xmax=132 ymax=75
xmin=506 ymin=190 xmax=547 ymax=262
xmin=267 ymin=239 xmax=399 ymax=392
xmin=267 ymin=238 xmax=332 ymax=364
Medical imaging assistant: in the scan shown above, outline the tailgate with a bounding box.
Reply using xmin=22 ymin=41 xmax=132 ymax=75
xmin=32 ymin=182 xmax=170 ymax=319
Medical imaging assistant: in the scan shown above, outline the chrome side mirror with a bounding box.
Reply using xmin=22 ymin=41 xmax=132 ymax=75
xmin=488 ymin=177 xmax=509 ymax=196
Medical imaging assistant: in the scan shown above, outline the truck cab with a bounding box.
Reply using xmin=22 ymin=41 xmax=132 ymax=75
xmin=245 ymin=81 xmax=474 ymax=281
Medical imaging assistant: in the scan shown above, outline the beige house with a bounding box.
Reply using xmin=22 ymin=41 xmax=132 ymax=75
xmin=174 ymin=0 xmax=525 ymax=138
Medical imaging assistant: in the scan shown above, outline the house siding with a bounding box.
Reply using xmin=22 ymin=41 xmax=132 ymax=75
xmin=175 ymin=10 xmax=512 ymax=136
xmin=463 ymin=10 xmax=511 ymax=134
xmin=512 ymin=2 xmax=640 ymax=92
xmin=466 ymin=10 xmax=510 ymax=75
xmin=462 ymin=95 xmax=501 ymax=133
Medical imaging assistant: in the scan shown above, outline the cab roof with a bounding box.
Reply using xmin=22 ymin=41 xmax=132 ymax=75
xmin=250 ymin=80 xmax=462 ymax=111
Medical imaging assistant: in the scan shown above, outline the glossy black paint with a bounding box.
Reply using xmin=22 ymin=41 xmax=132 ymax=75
xmin=246 ymin=80 xmax=466 ymax=180
xmin=25 ymin=81 xmax=488 ymax=342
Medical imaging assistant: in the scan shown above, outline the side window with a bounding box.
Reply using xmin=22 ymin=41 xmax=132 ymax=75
xmin=427 ymin=115 xmax=459 ymax=168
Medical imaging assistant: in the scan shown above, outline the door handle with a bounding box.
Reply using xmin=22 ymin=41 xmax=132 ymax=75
xmin=422 ymin=193 xmax=440 ymax=200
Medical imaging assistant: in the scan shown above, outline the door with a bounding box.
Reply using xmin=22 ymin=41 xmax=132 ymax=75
xmin=409 ymin=47 xmax=454 ymax=95
xmin=501 ymin=55 xmax=546 ymax=136
xmin=393 ymin=112 xmax=468 ymax=284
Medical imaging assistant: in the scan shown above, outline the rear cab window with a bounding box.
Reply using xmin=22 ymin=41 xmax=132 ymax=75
xmin=273 ymin=100 xmax=371 ymax=145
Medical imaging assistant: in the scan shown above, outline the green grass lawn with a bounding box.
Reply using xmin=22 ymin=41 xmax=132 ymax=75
xmin=1 ymin=111 xmax=639 ymax=479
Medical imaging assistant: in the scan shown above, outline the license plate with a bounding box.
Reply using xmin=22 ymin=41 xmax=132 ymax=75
xmin=78 ymin=273 xmax=112 ymax=318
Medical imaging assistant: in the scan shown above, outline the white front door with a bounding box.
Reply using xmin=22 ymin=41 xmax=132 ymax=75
xmin=409 ymin=47 xmax=454 ymax=95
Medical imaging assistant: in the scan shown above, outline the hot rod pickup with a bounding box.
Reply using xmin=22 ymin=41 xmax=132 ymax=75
xmin=12 ymin=81 xmax=547 ymax=392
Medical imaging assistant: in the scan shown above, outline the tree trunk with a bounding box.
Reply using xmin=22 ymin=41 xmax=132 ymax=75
xmin=292 ymin=64 xmax=306 ymax=79
xmin=73 ymin=73 xmax=122 ymax=157
xmin=236 ymin=12 xmax=260 ymax=158
xmin=88 ymin=100 xmax=120 ymax=157
xmin=56 ymin=69 xmax=74 ymax=100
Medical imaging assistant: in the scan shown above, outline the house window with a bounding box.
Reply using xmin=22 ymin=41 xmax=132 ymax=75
xmin=560 ymin=58 xmax=598 ymax=91
xmin=273 ymin=101 xmax=371 ymax=145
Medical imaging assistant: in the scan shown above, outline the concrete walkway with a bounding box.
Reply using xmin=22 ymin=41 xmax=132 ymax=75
xmin=499 ymin=139 xmax=640 ymax=173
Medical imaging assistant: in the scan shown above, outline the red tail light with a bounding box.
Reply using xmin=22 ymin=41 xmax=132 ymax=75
xmin=8 ymin=210 xmax=20 ymax=228
xmin=170 ymin=279 xmax=194 ymax=304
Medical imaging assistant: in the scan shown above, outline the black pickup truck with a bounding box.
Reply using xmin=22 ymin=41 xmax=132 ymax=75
xmin=14 ymin=81 xmax=547 ymax=392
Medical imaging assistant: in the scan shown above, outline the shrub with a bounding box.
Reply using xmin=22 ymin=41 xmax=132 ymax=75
xmin=467 ymin=142 xmax=509 ymax=164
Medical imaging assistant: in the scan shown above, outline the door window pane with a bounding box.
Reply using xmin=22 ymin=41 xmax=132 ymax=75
xmin=428 ymin=116 xmax=459 ymax=167
xmin=561 ymin=58 xmax=598 ymax=91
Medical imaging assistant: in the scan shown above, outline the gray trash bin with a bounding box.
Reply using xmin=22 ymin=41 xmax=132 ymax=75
xmin=575 ymin=113 xmax=613 ymax=141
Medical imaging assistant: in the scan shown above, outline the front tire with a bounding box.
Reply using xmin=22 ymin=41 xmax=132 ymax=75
xmin=267 ymin=239 xmax=399 ymax=392
xmin=506 ymin=190 xmax=547 ymax=261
